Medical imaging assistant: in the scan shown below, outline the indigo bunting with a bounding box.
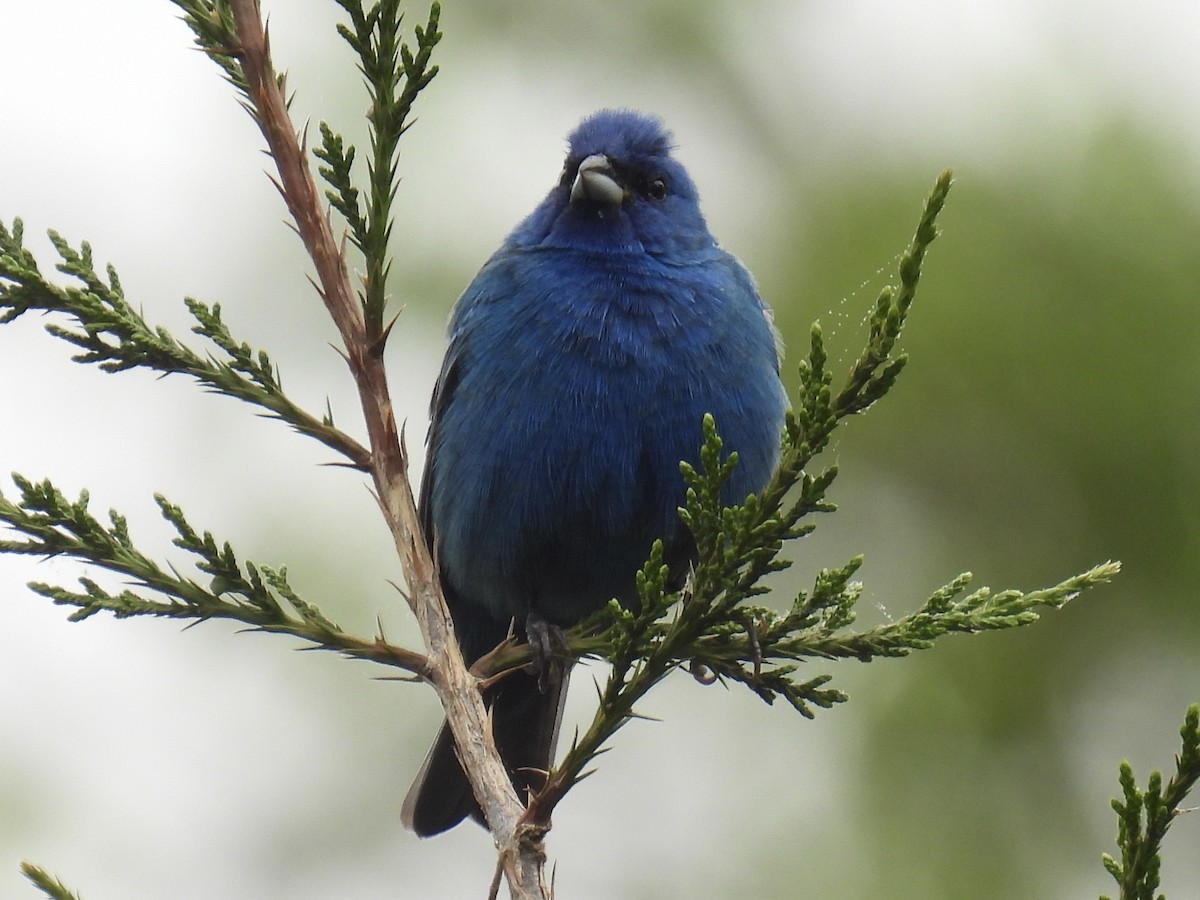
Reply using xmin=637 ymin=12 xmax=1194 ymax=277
xmin=402 ymin=109 xmax=787 ymax=836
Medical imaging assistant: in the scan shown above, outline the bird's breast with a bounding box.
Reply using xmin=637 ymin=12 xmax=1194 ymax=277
xmin=429 ymin=246 xmax=780 ymax=629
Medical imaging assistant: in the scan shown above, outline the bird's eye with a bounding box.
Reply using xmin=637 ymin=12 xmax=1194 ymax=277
xmin=645 ymin=176 xmax=668 ymax=201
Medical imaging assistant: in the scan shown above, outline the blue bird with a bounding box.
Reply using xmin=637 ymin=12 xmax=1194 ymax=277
xmin=402 ymin=109 xmax=787 ymax=836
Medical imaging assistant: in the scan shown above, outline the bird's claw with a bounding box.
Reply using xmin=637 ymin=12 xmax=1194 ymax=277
xmin=525 ymin=613 xmax=567 ymax=694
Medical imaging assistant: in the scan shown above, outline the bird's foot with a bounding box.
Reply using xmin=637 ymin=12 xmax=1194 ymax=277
xmin=525 ymin=612 xmax=568 ymax=694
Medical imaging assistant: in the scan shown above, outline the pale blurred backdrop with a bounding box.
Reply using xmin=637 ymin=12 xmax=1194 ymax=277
xmin=2 ymin=1 xmax=1199 ymax=897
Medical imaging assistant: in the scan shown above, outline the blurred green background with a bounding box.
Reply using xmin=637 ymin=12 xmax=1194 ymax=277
xmin=2 ymin=1 xmax=1198 ymax=897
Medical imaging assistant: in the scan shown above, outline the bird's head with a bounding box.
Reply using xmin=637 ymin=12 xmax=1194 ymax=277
xmin=512 ymin=109 xmax=714 ymax=258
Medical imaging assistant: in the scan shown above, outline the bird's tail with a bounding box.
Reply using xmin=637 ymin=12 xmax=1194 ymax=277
xmin=401 ymin=667 xmax=570 ymax=837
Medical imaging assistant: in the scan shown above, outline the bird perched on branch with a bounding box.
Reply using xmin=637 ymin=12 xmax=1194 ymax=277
xmin=402 ymin=109 xmax=787 ymax=836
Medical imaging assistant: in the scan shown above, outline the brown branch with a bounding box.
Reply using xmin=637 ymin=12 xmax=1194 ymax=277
xmin=225 ymin=2 xmax=548 ymax=894
xmin=295 ymin=628 xmax=431 ymax=675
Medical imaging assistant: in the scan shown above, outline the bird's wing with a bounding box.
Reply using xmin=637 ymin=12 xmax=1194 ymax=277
xmin=418 ymin=339 xmax=463 ymax=542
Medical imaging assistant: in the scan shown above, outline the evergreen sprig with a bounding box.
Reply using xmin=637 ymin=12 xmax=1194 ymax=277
xmin=315 ymin=1 xmax=443 ymax=338
xmin=20 ymin=862 xmax=80 ymax=900
xmin=0 ymin=219 xmax=368 ymax=468
xmin=835 ymin=166 xmax=947 ymax=417
xmin=170 ymin=1 xmax=246 ymax=97
xmin=517 ymin=171 xmax=1119 ymax=824
xmin=0 ymin=472 xmax=422 ymax=671
xmin=1102 ymin=705 xmax=1200 ymax=900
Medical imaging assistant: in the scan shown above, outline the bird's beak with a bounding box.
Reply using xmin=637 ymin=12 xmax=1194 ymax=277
xmin=570 ymin=154 xmax=625 ymax=206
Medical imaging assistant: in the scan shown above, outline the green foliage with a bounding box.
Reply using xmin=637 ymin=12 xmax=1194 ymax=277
xmin=0 ymin=472 xmax=421 ymax=671
xmin=0 ymin=219 xmax=369 ymax=467
xmin=20 ymin=863 xmax=80 ymax=900
xmin=1101 ymin=705 xmax=1200 ymax=900
xmin=315 ymin=1 xmax=442 ymax=337
xmin=170 ymin=1 xmax=245 ymax=96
